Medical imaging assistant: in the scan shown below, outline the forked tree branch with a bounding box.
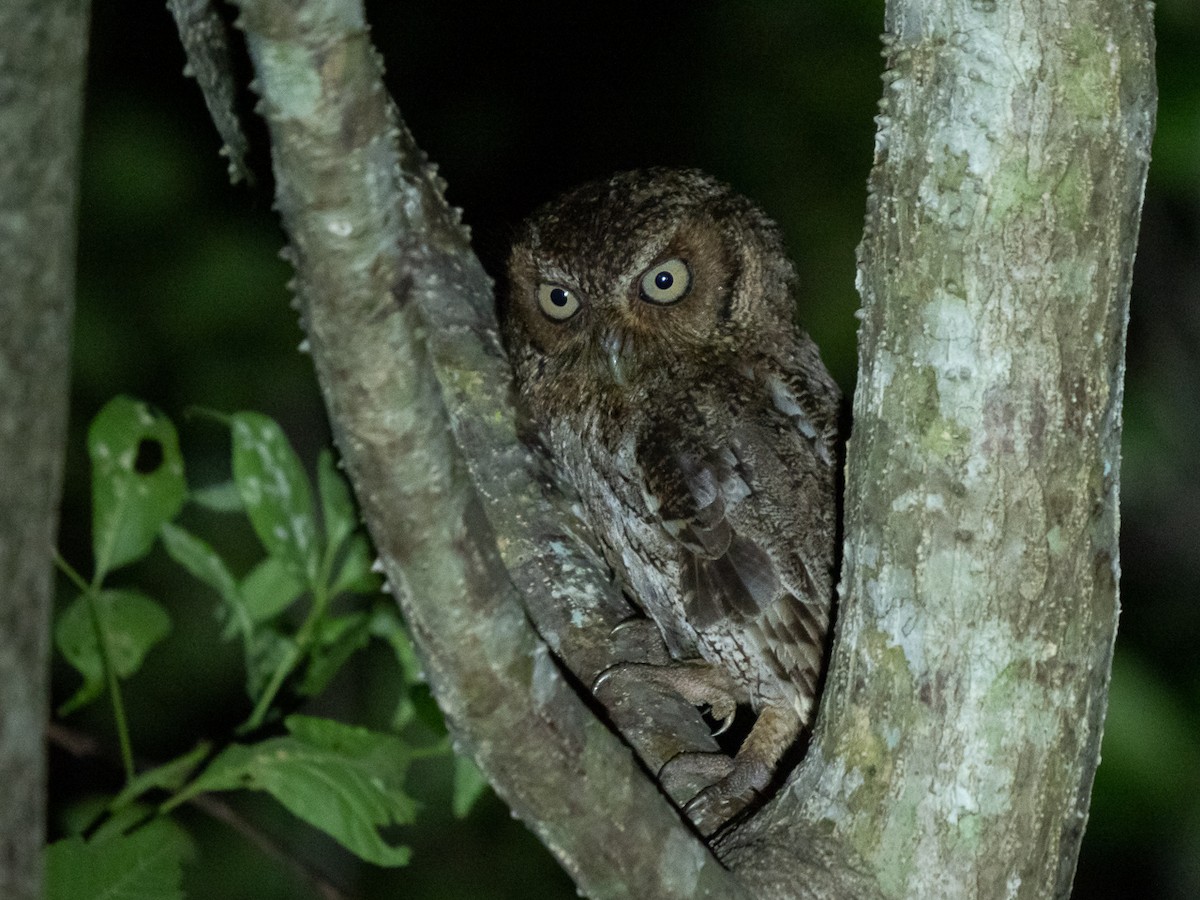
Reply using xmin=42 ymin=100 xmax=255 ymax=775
xmin=216 ymin=0 xmax=1155 ymax=897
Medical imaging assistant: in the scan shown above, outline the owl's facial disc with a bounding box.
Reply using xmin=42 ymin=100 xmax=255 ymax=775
xmin=525 ymin=249 xmax=708 ymax=387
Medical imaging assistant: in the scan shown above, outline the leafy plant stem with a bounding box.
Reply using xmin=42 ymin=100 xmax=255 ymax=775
xmin=242 ymin=642 xmax=299 ymax=733
xmin=53 ymin=549 xmax=90 ymax=594
xmin=241 ymin=579 xmax=331 ymax=733
xmin=55 ymin=550 xmax=136 ymax=781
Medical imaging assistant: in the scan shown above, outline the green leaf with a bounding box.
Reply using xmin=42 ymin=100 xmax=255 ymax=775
xmin=173 ymin=715 xmax=416 ymax=866
xmin=88 ymin=804 xmax=165 ymax=846
xmin=317 ymin=448 xmax=357 ymax=557
xmin=240 ymin=555 xmax=305 ymax=624
xmin=407 ymin=684 xmax=449 ymax=737
xmin=46 ymin=818 xmax=190 ymax=900
xmin=160 ymin=523 xmax=238 ymax=601
xmin=452 ymin=753 xmax=490 ymax=819
xmin=369 ymin=604 xmax=420 ymax=680
xmin=189 ymin=480 xmax=244 ymax=513
xmin=89 ymin=397 xmax=186 ymax=579
xmin=369 ymin=605 xmax=425 ymax=730
xmin=55 ymin=590 xmax=172 ymax=715
xmin=111 ymin=742 xmax=212 ymax=812
xmin=331 ymin=533 xmax=383 ymax=596
xmin=297 ymin=613 xmax=372 ymax=696
xmin=160 ymin=520 xmax=261 ymax=648
xmin=230 ymin=412 xmax=320 ymax=584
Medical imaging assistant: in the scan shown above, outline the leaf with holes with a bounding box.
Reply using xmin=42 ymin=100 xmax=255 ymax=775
xmin=171 ymin=715 xmax=416 ymax=866
xmin=230 ymin=412 xmax=320 ymax=585
xmin=46 ymin=818 xmax=190 ymax=900
xmin=89 ymin=397 xmax=186 ymax=579
xmin=55 ymin=589 xmax=172 ymax=715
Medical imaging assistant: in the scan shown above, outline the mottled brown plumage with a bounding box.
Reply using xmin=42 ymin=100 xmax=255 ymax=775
xmin=504 ymin=168 xmax=841 ymax=834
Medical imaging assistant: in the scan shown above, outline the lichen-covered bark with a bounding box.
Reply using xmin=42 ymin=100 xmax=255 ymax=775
xmin=719 ymin=2 xmax=1155 ymax=898
xmin=226 ymin=1 xmax=743 ymax=897
xmin=0 ymin=2 xmax=90 ymax=898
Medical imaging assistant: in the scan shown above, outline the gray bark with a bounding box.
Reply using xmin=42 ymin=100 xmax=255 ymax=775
xmin=0 ymin=2 xmax=90 ymax=898
xmin=720 ymin=2 xmax=1157 ymax=897
xmin=218 ymin=0 xmax=1155 ymax=897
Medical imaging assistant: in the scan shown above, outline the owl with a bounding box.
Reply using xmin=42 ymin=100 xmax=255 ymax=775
xmin=504 ymin=168 xmax=841 ymax=835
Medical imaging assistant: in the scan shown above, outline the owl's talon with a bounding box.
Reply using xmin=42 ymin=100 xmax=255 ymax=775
xmin=591 ymin=663 xmax=622 ymax=695
xmin=609 ymin=616 xmax=643 ymax=636
xmin=659 ymin=751 xmax=759 ymax=835
xmin=675 ymin=751 xmax=771 ymax=835
xmin=711 ymin=711 xmax=735 ymax=737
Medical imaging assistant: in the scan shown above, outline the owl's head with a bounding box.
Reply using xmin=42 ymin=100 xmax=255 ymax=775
xmin=505 ymin=168 xmax=798 ymax=393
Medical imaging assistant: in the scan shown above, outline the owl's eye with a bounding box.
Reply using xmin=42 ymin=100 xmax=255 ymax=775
xmin=638 ymin=258 xmax=692 ymax=305
xmin=537 ymin=283 xmax=581 ymax=321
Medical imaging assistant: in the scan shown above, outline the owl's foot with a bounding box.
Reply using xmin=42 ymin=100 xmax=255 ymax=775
xmin=682 ymin=765 xmax=767 ymax=836
xmin=606 ymin=617 xmax=672 ymax=667
xmin=673 ymin=703 xmax=804 ymax=836
xmin=592 ymin=658 xmax=744 ymax=734
xmin=657 ymin=749 xmax=735 ymax=804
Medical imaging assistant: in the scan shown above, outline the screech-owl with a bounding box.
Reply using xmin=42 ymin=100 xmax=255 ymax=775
xmin=504 ymin=168 xmax=841 ymax=834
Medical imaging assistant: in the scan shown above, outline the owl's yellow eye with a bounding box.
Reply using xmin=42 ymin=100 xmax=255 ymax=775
xmin=537 ymin=283 xmax=581 ymax=321
xmin=638 ymin=258 xmax=691 ymax=305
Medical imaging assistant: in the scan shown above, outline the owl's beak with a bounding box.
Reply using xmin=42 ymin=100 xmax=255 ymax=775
xmin=600 ymin=327 xmax=632 ymax=386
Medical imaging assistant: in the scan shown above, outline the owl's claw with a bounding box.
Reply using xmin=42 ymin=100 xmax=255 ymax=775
xmin=591 ymin=663 xmax=620 ymax=695
xmin=590 ymin=659 xmax=744 ymax=730
xmin=660 ymin=750 xmax=771 ymax=836
xmin=609 ymin=616 xmax=644 ymax=636
xmin=658 ymin=751 xmax=766 ymax=835
xmin=711 ymin=709 xmax=736 ymax=737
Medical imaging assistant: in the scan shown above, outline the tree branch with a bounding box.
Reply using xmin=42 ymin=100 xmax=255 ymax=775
xmin=719 ymin=2 xmax=1156 ymax=897
xmin=226 ymin=1 xmax=746 ymax=896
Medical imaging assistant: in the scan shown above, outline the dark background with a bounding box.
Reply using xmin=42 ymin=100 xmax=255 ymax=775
xmin=54 ymin=1 xmax=1199 ymax=897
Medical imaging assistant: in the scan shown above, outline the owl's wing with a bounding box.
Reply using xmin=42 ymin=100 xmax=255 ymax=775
xmin=635 ymin=419 xmax=827 ymax=652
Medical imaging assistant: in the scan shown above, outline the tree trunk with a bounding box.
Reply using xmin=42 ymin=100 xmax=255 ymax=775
xmin=0 ymin=2 xmax=90 ymax=898
xmin=218 ymin=0 xmax=1155 ymax=896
